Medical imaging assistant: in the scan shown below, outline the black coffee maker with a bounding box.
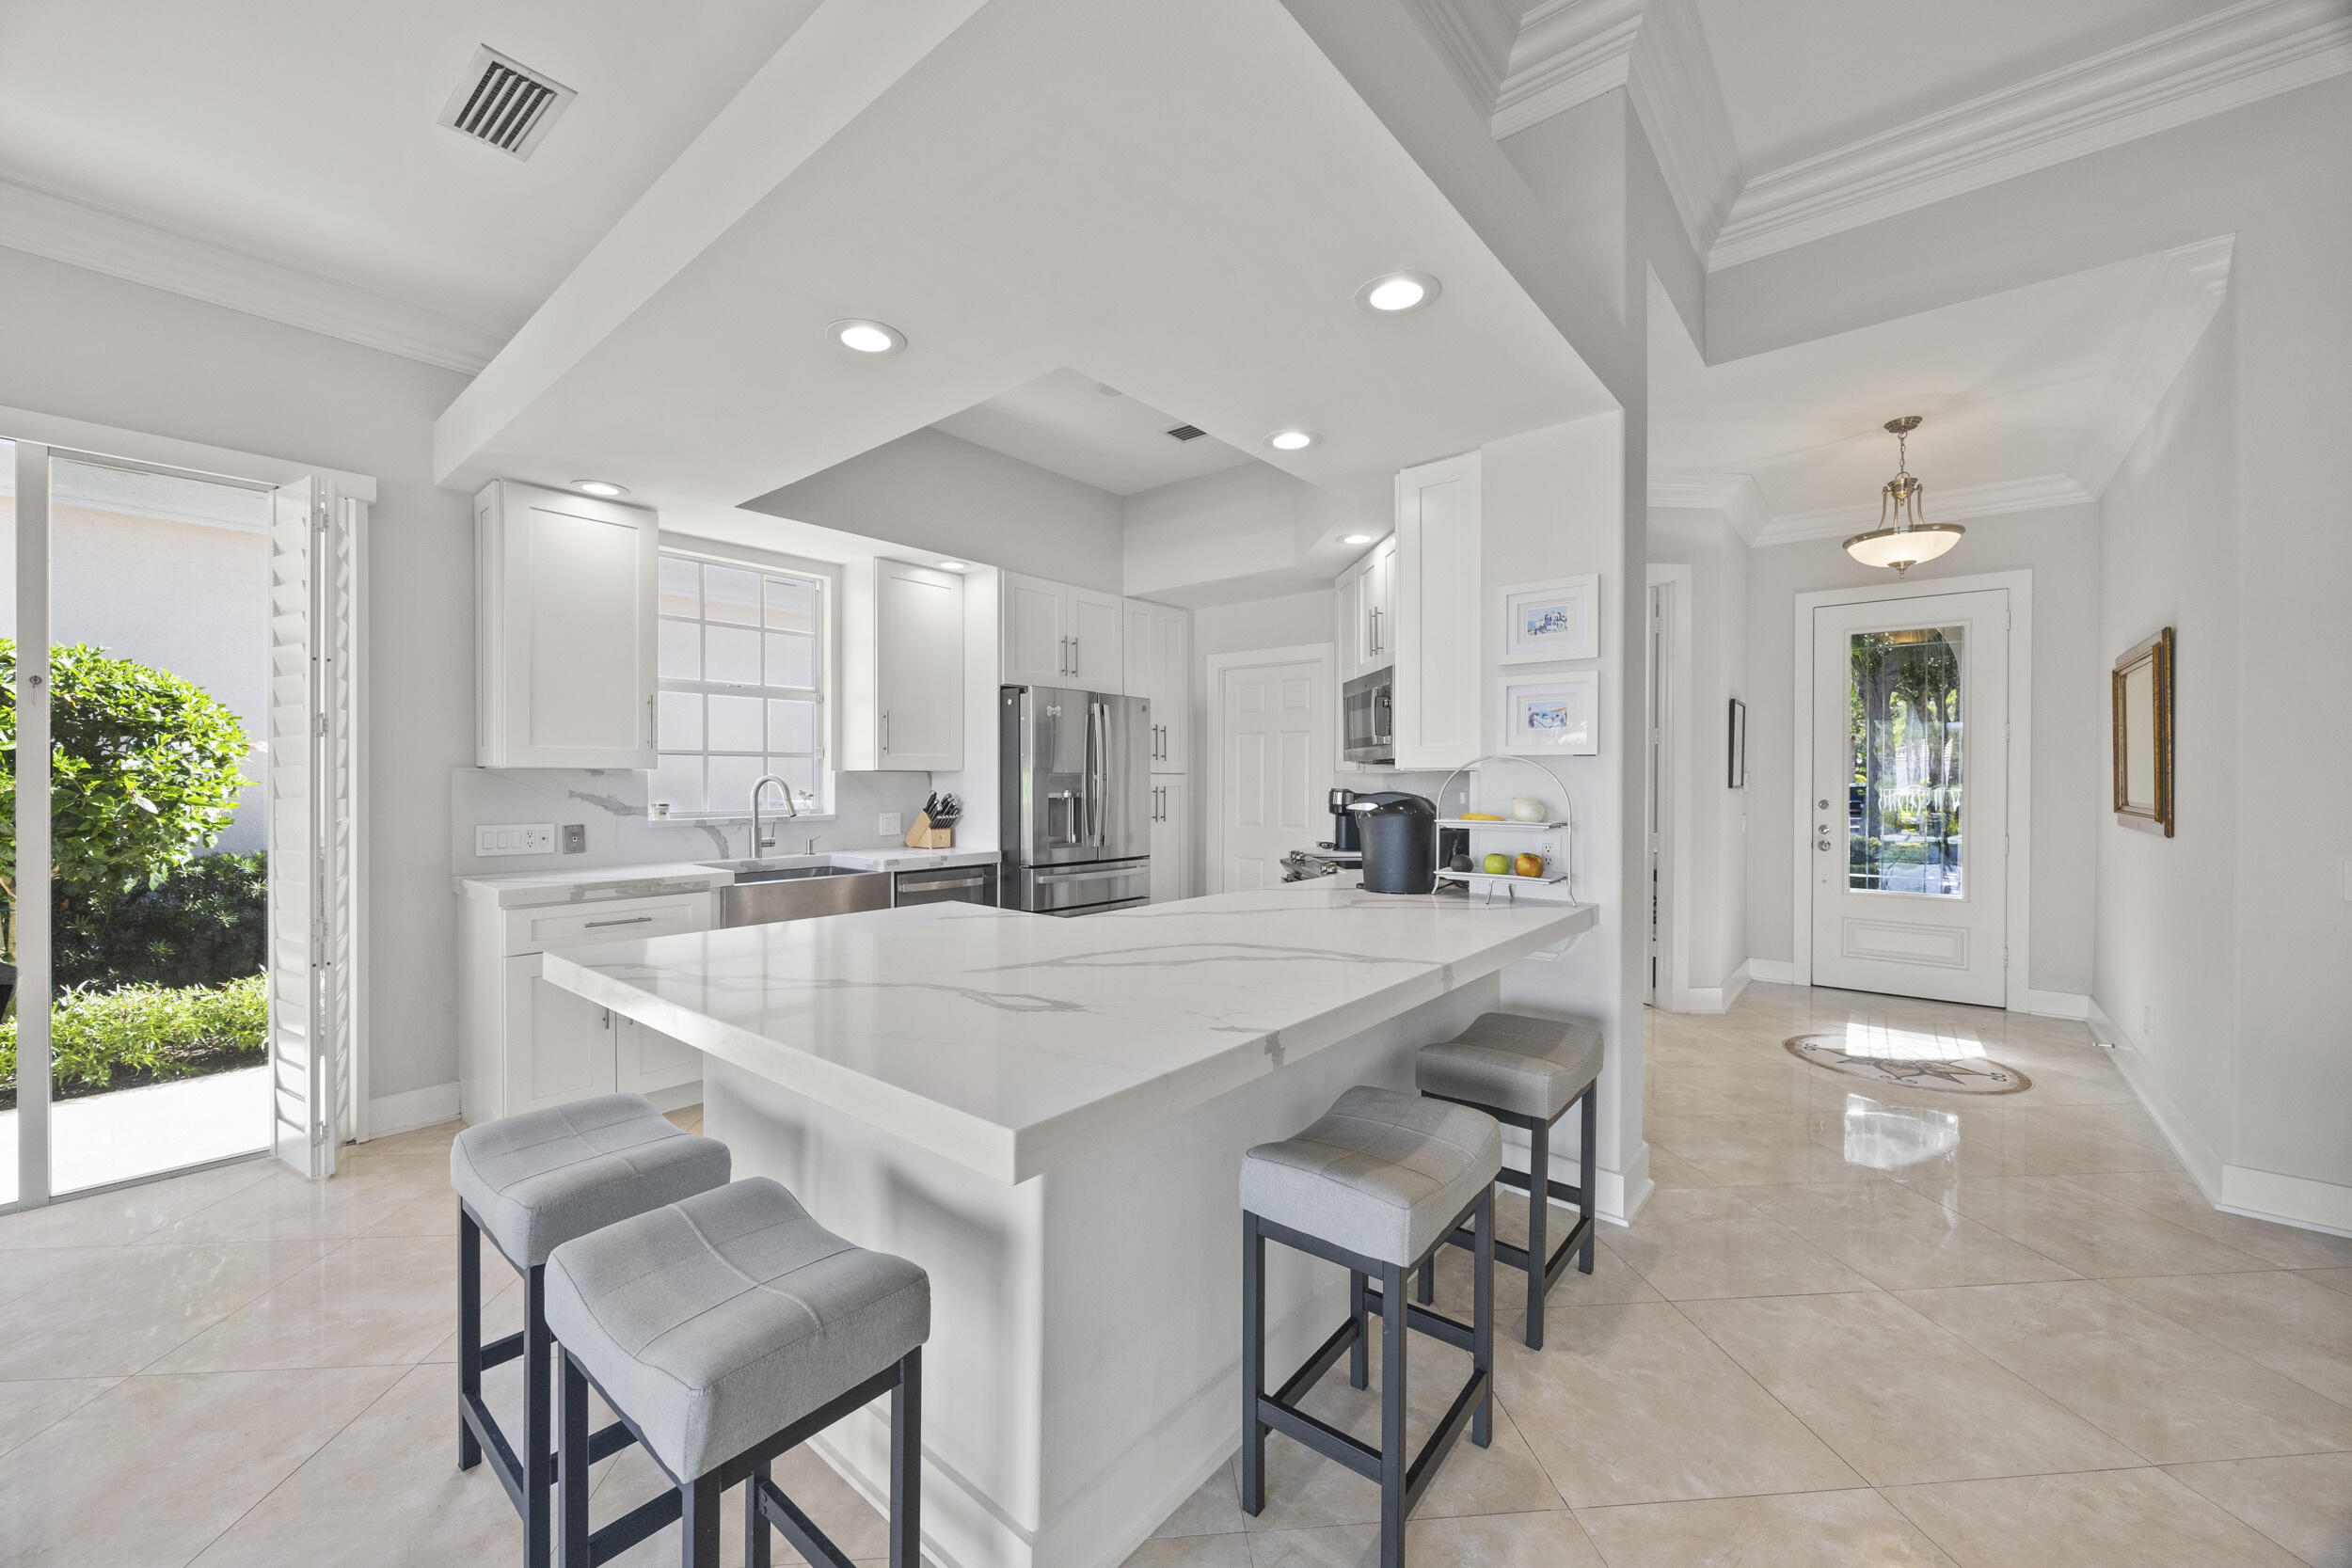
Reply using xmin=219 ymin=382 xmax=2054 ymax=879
xmin=1347 ymin=792 xmax=1438 ymax=895
xmin=1323 ymin=788 xmax=1365 ymax=855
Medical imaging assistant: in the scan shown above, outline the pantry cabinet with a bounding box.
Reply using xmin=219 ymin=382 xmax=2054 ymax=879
xmin=1123 ymin=599 xmax=1192 ymax=772
xmin=475 ymin=480 xmax=659 ymax=768
xmin=1391 ymin=453 xmax=1482 ymax=768
xmin=1148 ymin=775 xmax=1190 ymax=902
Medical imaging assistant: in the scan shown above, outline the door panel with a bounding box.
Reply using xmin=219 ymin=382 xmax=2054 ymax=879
xmin=877 ymin=561 xmax=962 ymax=769
xmin=1001 ymin=574 xmax=1065 ymax=686
xmin=1070 ymin=590 xmax=1123 ymax=691
xmin=507 ymin=954 xmax=616 ymax=1110
xmin=1809 ymin=590 xmax=2008 ymax=1006
xmin=1216 ymin=658 xmax=1329 ymax=891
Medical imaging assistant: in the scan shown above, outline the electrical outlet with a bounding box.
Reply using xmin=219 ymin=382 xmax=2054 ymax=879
xmin=475 ymin=822 xmax=555 ymax=856
xmin=561 ymin=823 xmax=587 ymax=854
xmin=879 ymin=813 xmax=902 ymax=836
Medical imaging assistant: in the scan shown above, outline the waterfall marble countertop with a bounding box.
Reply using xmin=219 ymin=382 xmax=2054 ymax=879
xmin=542 ymin=884 xmax=1597 ymax=1181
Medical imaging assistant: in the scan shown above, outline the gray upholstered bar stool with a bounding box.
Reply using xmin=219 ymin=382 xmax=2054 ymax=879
xmin=1413 ymin=1013 xmax=1603 ymax=1351
xmin=1240 ymin=1085 xmax=1502 ymax=1568
xmin=547 ymin=1177 xmax=929 ymax=1568
xmin=450 ymin=1094 xmax=730 ymax=1568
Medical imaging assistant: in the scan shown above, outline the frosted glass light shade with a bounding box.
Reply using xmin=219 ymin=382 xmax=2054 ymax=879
xmin=1844 ymin=523 xmax=1964 ymax=571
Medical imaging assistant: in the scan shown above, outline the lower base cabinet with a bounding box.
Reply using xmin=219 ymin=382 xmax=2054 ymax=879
xmin=1150 ymin=775 xmax=1190 ymax=903
xmin=461 ymin=887 xmax=718 ymax=1121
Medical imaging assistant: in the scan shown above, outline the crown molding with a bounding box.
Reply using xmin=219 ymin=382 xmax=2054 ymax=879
xmin=1412 ymin=0 xmax=1741 ymax=257
xmin=1710 ymin=0 xmax=2352 ymax=271
xmin=1755 ymin=472 xmax=2095 ymax=546
xmin=0 ymin=177 xmax=504 ymax=374
xmin=1648 ymin=471 xmax=1769 ymax=544
xmin=2075 ymin=235 xmax=2234 ymax=494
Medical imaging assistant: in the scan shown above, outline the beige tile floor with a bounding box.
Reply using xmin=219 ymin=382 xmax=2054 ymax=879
xmin=0 ymin=985 xmax=2345 ymax=1568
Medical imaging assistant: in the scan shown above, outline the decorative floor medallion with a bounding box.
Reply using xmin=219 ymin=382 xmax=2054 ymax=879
xmin=1784 ymin=1034 xmax=2031 ymax=1095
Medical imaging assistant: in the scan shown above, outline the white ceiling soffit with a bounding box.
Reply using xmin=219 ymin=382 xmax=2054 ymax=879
xmin=929 ymin=370 xmax=1257 ymax=495
xmin=1649 ymin=235 xmax=2233 ymax=545
xmin=1409 ymin=0 xmax=1743 ymax=257
xmin=1709 ymin=0 xmax=2352 ymax=269
xmin=1408 ymin=0 xmax=2342 ymax=272
xmin=432 ymin=0 xmax=1612 ymax=516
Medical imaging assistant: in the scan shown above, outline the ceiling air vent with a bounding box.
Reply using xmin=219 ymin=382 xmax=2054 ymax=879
xmin=1165 ymin=424 xmax=1207 ymax=442
xmin=438 ymin=46 xmax=575 ymax=160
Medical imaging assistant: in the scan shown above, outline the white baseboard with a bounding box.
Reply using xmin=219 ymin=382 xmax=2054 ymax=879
xmin=2023 ymin=989 xmax=2091 ymax=1020
xmin=2092 ymin=999 xmax=2352 ymax=1237
xmin=366 ymin=1081 xmax=460 ymax=1138
xmin=1682 ymin=960 xmax=1751 ymax=1015
xmin=1597 ymin=1142 xmax=1652 ymax=1227
xmin=1748 ymin=958 xmax=1797 ymax=986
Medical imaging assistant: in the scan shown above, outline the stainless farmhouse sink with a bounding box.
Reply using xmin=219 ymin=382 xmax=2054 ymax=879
xmin=698 ymin=861 xmax=892 ymax=927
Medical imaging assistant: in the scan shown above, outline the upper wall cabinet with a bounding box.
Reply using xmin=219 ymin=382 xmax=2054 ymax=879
xmin=1123 ymin=599 xmax=1191 ymax=773
xmin=873 ymin=560 xmax=963 ymax=771
xmin=476 ymin=480 xmax=658 ymax=768
xmin=1392 ymin=453 xmax=1482 ymax=768
xmin=1333 ymin=536 xmax=1396 ymax=684
xmin=1001 ymin=572 xmax=1124 ymax=691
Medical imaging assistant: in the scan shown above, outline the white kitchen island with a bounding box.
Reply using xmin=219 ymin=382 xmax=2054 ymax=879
xmin=544 ymin=882 xmax=1596 ymax=1568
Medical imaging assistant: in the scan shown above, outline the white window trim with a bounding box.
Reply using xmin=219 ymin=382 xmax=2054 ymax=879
xmin=651 ymin=532 xmax=842 ymax=824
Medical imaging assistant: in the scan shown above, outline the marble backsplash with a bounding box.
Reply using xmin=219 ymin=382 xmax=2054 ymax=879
xmin=450 ymin=767 xmax=949 ymax=879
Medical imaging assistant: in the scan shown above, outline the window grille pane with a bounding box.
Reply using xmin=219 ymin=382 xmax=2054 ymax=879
xmin=706 ymin=625 xmax=761 ymax=686
xmin=658 ymin=558 xmax=702 ymax=618
xmin=707 ymin=693 xmax=764 ymax=752
xmin=1847 ymin=626 xmax=1965 ymax=896
xmin=766 ymin=632 xmax=815 ymax=689
xmin=768 ymin=699 xmax=817 ymax=755
xmin=705 ymin=565 xmax=761 ymax=626
xmin=707 ymin=752 xmax=766 ymax=809
xmin=658 ymin=691 xmax=703 ymax=751
xmin=765 ymin=576 xmax=818 ymax=634
xmin=651 ymin=753 xmax=705 ymax=816
xmin=659 ymin=619 xmax=701 ymax=681
xmin=769 ymin=757 xmax=817 ymax=800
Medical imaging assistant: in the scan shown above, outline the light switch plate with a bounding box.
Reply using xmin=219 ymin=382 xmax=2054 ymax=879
xmin=879 ymin=813 xmax=902 ymax=836
xmin=476 ymin=822 xmax=555 ymax=856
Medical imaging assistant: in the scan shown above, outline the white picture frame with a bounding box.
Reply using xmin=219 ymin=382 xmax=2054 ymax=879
xmin=1502 ymin=670 xmax=1598 ymax=755
xmin=1499 ymin=574 xmax=1599 ymax=664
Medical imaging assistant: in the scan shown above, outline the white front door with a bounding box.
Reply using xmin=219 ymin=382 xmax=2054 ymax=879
xmin=1213 ymin=653 xmax=1331 ymax=891
xmin=1809 ymin=590 xmax=2009 ymax=1006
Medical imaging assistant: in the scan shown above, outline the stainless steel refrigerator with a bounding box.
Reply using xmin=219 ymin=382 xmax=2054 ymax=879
xmin=1000 ymin=685 xmax=1152 ymax=915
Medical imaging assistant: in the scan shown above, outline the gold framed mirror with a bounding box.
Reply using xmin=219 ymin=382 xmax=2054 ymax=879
xmin=2112 ymin=626 xmax=2174 ymax=836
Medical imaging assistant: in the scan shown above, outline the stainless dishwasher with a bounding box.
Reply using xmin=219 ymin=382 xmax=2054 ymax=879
xmin=892 ymin=863 xmax=999 ymax=908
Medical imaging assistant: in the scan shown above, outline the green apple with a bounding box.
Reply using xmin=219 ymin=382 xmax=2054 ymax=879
xmin=1481 ymin=852 xmax=1510 ymax=875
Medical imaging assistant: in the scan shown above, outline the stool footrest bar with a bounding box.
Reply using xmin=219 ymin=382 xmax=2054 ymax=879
xmin=755 ymin=1476 xmax=858 ymax=1568
xmin=1359 ymin=1287 xmax=1477 ymax=1354
xmin=585 ymin=1489 xmax=680 ymax=1566
xmin=1274 ymin=1316 xmax=1363 ymax=1408
xmin=480 ymin=1329 xmax=526 ymax=1370
xmin=1404 ymin=1370 xmax=1489 ymax=1516
xmin=1257 ymin=1395 xmax=1380 ymax=1480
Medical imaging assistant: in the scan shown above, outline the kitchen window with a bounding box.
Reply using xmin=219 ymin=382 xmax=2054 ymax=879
xmin=649 ymin=551 xmax=828 ymax=818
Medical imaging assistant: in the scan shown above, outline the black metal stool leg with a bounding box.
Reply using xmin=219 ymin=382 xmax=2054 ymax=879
xmin=1416 ymin=1257 xmax=1435 ymax=1306
xmin=526 ymin=1264 xmax=553 ymax=1568
xmin=891 ymin=1348 xmax=922 ymax=1568
xmin=1525 ymin=1117 xmax=1550 ymax=1352
xmin=560 ymin=1351 xmax=591 ymax=1568
xmin=1241 ymin=1211 xmax=1267 ymax=1515
xmin=744 ymin=1460 xmax=772 ymax=1568
xmin=1472 ymin=1190 xmax=1494 ymax=1449
xmin=1579 ymin=1089 xmax=1597 ymax=1274
xmin=1349 ymin=1270 xmax=1370 ymax=1389
xmin=681 ymin=1471 xmax=723 ymax=1568
xmin=1378 ymin=1260 xmax=1407 ymax=1568
xmin=458 ymin=1206 xmax=483 ymax=1470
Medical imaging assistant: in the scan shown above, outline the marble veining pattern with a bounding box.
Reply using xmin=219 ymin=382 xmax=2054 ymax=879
xmin=543 ymin=886 xmax=1596 ymax=1180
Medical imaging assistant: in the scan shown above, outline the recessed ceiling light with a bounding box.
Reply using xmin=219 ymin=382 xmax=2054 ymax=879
xmin=572 ymin=480 xmax=627 ymax=498
xmin=1342 ymin=533 xmax=1374 ymax=546
xmin=830 ymin=319 xmax=905 ymax=355
xmin=1265 ymin=430 xmax=1319 ymax=452
xmin=1356 ymin=271 xmax=1441 ymax=313
xmin=936 ymin=560 xmax=969 ymax=572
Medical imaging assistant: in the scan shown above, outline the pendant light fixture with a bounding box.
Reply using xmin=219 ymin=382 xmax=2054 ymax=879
xmin=1843 ymin=415 xmax=1963 ymax=575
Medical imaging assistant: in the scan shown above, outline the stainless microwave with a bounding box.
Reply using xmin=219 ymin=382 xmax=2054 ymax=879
xmin=1343 ymin=667 xmax=1394 ymax=764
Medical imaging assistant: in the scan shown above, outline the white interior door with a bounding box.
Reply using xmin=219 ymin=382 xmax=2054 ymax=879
xmin=1211 ymin=652 xmax=1331 ymax=891
xmin=1809 ymin=590 xmax=2009 ymax=1006
xmin=266 ymin=480 xmax=360 ymax=1176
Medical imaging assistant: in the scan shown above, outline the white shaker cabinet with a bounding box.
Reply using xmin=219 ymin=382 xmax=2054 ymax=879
xmin=1000 ymin=572 xmax=1126 ymax=690
xmin=1123 ymin=599 xmax=1192 ymax=772
xmin=1148 ymin=776 xmax=1190 ymax=902
xmin=1332 ymin=536 xmax=1395 ymax=684
xmin=872 ymin=560 xmax=963 ymax=771
xmin=1392 ymin=453 xmax=1482 ymax=768
xmin=475 ymin=480 xmax=659 ymax=768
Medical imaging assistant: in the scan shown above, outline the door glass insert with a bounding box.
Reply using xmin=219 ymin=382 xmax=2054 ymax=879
xmin=1847 ymin=625 xmax=1964 ymax=896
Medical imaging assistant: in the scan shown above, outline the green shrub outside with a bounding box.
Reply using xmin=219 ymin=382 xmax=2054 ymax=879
xmin=55 ymin=850 xmax=266 ymax=990
xmin=0 ymin=972 xmax=266 ymax=1106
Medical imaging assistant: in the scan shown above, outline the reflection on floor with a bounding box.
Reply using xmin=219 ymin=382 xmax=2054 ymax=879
xmin=0 ymin=1063 xmax=270 ymax=1199
xmin=0 ymin=987 xmax=2346 ymax=1567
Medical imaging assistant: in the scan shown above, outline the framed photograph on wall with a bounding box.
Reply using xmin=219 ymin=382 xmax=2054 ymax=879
xmin=1727 ymin=697 xmax=1747 ymax=788
xmin=1502 ymin=671 xmax=1599 ymax=755
xmin=1499 ymin=574 xmax=1599 ymax=664
xmin=2112 ymin=626 xmax=2174 ymax=836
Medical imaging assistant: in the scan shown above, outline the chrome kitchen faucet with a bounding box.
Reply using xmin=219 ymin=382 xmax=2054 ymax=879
xmin=750 ymin=773 xmax=799 ymax=858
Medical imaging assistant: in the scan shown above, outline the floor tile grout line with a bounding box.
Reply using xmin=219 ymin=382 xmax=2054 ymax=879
xmin=1658 ymin=1291 xmax=1877 ymax=1492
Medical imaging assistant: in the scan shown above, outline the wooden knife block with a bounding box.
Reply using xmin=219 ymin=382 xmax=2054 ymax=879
xmin=903 ymin=812 xmax=955 ymax=849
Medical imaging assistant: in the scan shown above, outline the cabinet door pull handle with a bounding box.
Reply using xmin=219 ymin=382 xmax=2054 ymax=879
xmin=585 ymin=914 xmax=654 ymax=928
xmin=881 ymin=711 xmax=890 ymax=753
